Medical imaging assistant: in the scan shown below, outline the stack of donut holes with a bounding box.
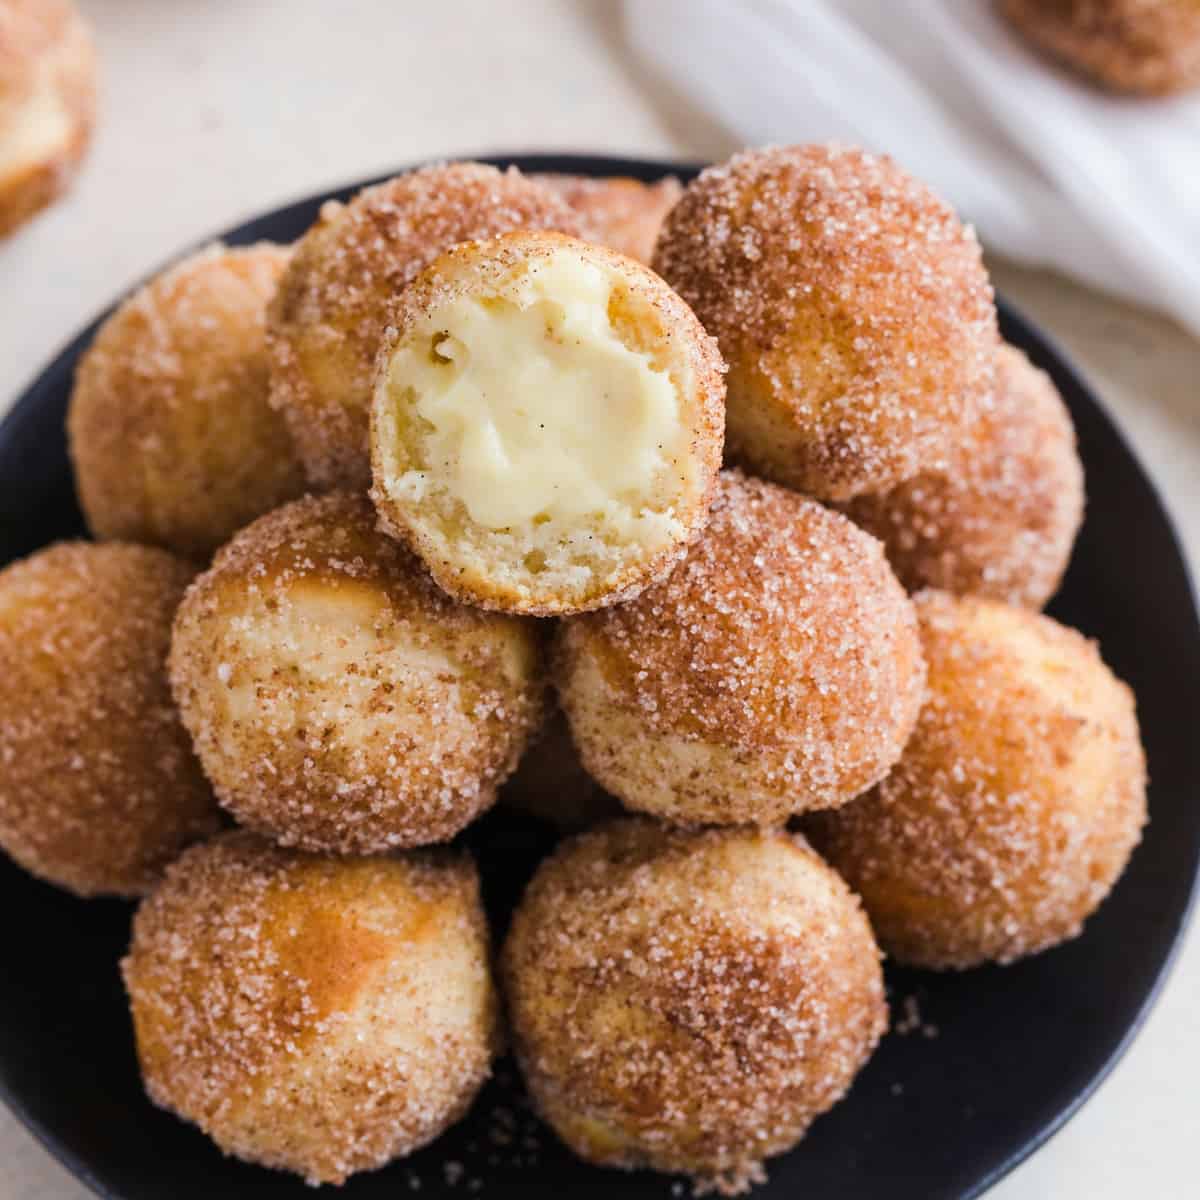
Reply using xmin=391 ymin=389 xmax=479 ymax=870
xmin=0 ymin=147 xmax=1145 ymax=1196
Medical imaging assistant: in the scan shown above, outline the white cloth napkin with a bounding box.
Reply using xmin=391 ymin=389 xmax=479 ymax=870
xmin=625 ymin=0 xmax=1200 ymax=335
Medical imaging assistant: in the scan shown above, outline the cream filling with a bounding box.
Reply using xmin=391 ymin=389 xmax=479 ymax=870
xmin=0 ymin=62 xmax=73 ymax=178
xmin=383 ymin=251 xmax=687 ymax=532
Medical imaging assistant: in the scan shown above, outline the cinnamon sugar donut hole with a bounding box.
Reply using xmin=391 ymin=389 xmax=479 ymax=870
xmin=534 ymin=173 xmax=683 ymax=263
xmin=653 ymin=144 xmax=998 ymax=501
xmin=168 ymin=492 xmax=544 ymax=854
xmin=267 ymin=163 xmax=583 ymax=489
xmin=502 ymin=821 xmax=886 ymax=1193
xmin=123 ymin=832 xmax=500 ymax=1185
xmin=840 ymin=344 xmax=1085 ymax=609
xmin=69 ymin=243 xmax=307 ymax=559
xmin=370 ymin=231 xmax=725 ymax=616
xmin=554 ymin=471 xmax=926 ymax=825
xmin=807 ymin=591 xmax=1147 ymax=970
xmin=1000 ymin=0 xmax=1200 ymax=95
xmin=0 ymin=0 xmax=96 ymax=238
xmin=0 ymin=542 xmax=218 ymax=897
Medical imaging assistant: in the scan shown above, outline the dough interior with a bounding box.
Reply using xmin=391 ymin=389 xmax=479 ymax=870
xmin=380 ymin=249 xmax=689 ymax=542
xmin=0 ymin=58 xmax=73 ymax=177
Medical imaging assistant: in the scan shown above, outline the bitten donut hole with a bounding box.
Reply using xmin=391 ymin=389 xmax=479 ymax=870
xmin=0 ymin=0 xmax=96 ymax=239
xmin=378 ymin=252 xmax=686 ymax=541
xmin=371 ymin=233 xmax=725 ymax=614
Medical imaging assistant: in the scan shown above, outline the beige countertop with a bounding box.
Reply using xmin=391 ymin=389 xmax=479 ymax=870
xmin=1 ymin=2 xmax=1196 ymax=1198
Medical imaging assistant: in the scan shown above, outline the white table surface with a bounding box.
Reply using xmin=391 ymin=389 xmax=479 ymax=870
xmin=1 ymin=2 xmax=1196 ymax=1197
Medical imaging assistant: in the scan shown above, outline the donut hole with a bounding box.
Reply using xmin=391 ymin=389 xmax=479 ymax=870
xmin=122 ymin=835 xmax=500 ymax=1185
xmin=501 ymin=823 xmax=887 ymax=1188
xmin=376 ymin=251 xmax=687 ymax=578
xmin=555 ymin=472 xmax=927 ymax=824
xmin=68 ymin=244 xmax=307 ymax=557
xmin=806 ymin=591 xmax=1147 ymax=969
xmin=184 ymin=572 xmax=537 ymax=851
xmin=371 ymin=234 xmax=724 ymax=614
xmin=652 ymin=145 xmax=997 ymax=501
xmin=169 ymin=493 xmax=544 ymax=854
xmin=0 ymin=542 xmax=217 ymax=897
xmin=839 ymin=344 xmax=1083 ymax=608
xmin=0 ymin=0 xmax=95 ymax=238
xmin=430 ymin=331 xmax=458 ymax=363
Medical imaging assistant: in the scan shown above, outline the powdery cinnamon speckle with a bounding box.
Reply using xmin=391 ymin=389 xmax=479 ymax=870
xmin=501 ymin=821 xmax=887 ymax=1194
xmin=0 ymin=541 xmax=218 ymax=896
xmin=555 ymin=470 xmax=926 ymax=824
xmin=653 ymin=144 xmax=998 ymax=500
xmin=122 ymin=831 xmax=501 ymax=1185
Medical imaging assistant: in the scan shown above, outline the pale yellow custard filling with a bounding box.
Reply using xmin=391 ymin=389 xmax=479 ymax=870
xmin=0 ymin=59 xmax=73 ymax=178
xmin=381 ymin=251 xmax=688 ymax=534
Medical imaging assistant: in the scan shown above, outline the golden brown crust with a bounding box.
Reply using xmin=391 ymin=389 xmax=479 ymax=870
xmin=69 ymin=243 xmax=308 ymax=559
xmin=1000 ymin=0 xmax=1200 ymax=95
xmin=806 ymin=590 xmax=1147 ymax=969
xmin=266 ymin=163 xmax=583 ymax=489
xmin=123 ymin=831 xmax=501 ymax=1185
xmin=840 ymin=344 xmax=1085 ymax=609
xmin=502 ymin=821 xmax=886 ymax=1191
xmin=533 ymin=173 xmax=683 ymax=263
xmin=0 ymin=0 xmax=96 ymax=238
xmin=0 ymin=542 xmax=219 ymax=896
xmin=169 ymin=492 xmax=545 ymax=853
xmin=653 ymin=144 xmax=998 ymax=501
xmin=370 ymin=230 xmax=726 ymax=616
xmin=554 ymin=471 xmax=926 ymax=824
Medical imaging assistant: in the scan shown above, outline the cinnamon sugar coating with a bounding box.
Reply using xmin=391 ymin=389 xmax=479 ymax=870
xmin=840 ymin=344 xmax=1084 ymax=609
xmin=168 ymin=492 xmax=544 ymax=854
xmin=653 ymin=144 xmax=998 ymax=501
xmin=534 ymin=173 xmax=683 ymax=263
xmin=555 ymin=471 xmax=926 ymax=825
xmin=267 ymin=162 xmax=582 ymax=489
xmin=0 ymin=542 xmax=218 ymax=896
xmin=0 ymin=0 xmax=96 ymax=237
xmin=807 ymin=591 xmax=1147 ymax=969
xmin=1000 ymin=0 xmax=1200 ymax=95
xmin=69 ymin=243 xmax=307 ymax=558
xmin=502 ymin=821 xmax=886 ymax=1193
xmin=123 ymin=831 xmax=500 ymax=1185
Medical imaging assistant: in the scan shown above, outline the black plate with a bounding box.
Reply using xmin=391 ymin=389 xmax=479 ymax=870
xmin=1 ymin=154 xmax=1198 ymax=1200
